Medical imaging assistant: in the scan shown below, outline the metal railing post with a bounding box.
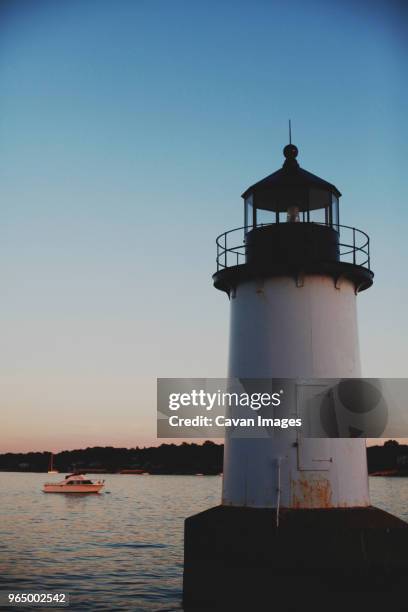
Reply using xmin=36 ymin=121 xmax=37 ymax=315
xmin=353 ymin=228 xmax=356 ymax=265
xmin=368 ymin=237 xmax=370 ymax=270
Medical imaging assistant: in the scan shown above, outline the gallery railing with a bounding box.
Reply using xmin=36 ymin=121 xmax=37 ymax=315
xmin=215 ymin=223 xmax=370 ymax=271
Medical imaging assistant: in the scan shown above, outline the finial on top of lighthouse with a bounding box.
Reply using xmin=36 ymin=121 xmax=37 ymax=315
xmin=282 ymin=143 xmax=299 ymax=169
xmin=283 ymin=119 xmax=299 ymax=168
xmin=283 ymin=143 xmax=299 ymax=159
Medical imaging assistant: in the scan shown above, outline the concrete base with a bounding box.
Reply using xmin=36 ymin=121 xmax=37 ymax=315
xmin=183 ymin=505 xmax=408 ymax=610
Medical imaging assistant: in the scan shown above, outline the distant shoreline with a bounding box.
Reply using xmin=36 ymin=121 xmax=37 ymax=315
xmin=1 ymin=469 xmax=405 ymax=477
xmin=0 ymin=469 xmax=222 ymax=475
xmin=1 ymin=440 xmax=407 ymax=476
xmin=0 ymin=441 xmax=223 ymax=476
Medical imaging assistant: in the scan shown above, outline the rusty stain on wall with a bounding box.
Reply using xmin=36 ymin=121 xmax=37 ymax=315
xmin=291 ymin=476 xmax=332 ymax=508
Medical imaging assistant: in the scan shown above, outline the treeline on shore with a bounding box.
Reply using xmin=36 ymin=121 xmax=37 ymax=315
xmin=367 ymin=440 xmax=408 ymax=475
xmin=0 ymin=441 xmax=223 ymax=475
xmin=1 ymin=440 xmax=408 ymax=475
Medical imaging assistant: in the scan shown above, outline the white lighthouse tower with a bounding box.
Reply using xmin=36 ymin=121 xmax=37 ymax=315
xmin=183 ymin=142 xmax=408 ymax=610
xmin=217 ymin=142 xmax=371 ymax=511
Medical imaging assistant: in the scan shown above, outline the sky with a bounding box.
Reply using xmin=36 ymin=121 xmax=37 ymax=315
xmin=0 ymin=0 xmax=407 ymax=452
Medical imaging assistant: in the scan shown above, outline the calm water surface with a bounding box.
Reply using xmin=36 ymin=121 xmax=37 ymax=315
xmin=0 ymin=473 xmax=407 ymax=610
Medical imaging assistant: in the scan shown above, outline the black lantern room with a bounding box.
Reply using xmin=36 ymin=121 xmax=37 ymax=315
xmin=213 ymin=143 xmax=373 ymax=294
xmin=242 ymin=144 xmax=340 ymax=229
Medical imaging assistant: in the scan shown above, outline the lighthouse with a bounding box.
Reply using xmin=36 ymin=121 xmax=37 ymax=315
xmin=216 ymin=142 xmax=372 ymax=511
xmin=183 ymin=142 xmax=408 ymax=610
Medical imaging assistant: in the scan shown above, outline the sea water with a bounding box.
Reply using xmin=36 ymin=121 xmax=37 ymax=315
xmin=0 ymin=473 xmax=407 ymax=610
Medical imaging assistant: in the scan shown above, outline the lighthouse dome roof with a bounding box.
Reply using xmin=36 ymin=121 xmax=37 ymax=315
xmin=242 ymin=144 xmax=341 ymax=212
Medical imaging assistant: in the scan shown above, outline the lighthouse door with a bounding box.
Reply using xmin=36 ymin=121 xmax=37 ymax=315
xmin=296 ymin=383 xmax=332 ymax=471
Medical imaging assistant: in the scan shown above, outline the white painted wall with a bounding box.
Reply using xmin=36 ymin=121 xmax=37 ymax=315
xmin=222 ymin=274 xmax=370 ymax=509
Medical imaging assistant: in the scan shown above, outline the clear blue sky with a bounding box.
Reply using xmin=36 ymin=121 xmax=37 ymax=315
xmin=0 ymin=0 xmax=406 ymax=452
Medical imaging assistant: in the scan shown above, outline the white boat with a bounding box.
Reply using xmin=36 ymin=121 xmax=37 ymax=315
xmin=43 ymin=473 xmax=105 ymax=494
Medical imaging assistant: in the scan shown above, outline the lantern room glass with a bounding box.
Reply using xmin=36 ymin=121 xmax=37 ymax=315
xmin=244 ymin=195 xmax=254 ymax=233
xmin=245 ymin=191 xmax=340 ymax=234
xmin=332 ymin=194 xmax=339 ymax=230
